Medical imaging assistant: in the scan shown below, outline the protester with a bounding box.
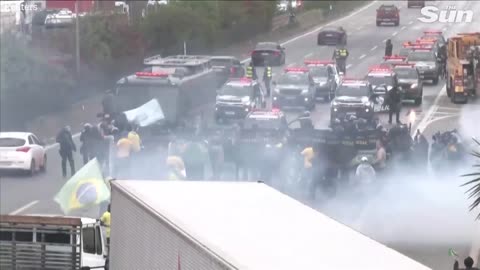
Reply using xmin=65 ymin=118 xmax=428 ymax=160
xmin=166 ymin=156 xmax=186 ymax=180
xmin=100 ymin=204 xmax=111 ymax=247
xmin=385 ymin=39 xmax=393 ymax=57
xmin=80 ymin=123 xmax=95 ymax=165
xmin=56 ymin=126 xmax=76 ymax=178
xmin=115 ymin=136 xmax=132 ymax=178
xmin=454 ymin=256 xmax=479 ymax=270
xmin=372 ymin=140 xmax=387 ymax=172
xmin=182 ymin=137 xmax=208 ymax=180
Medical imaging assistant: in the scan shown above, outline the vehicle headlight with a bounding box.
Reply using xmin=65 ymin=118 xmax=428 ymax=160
xmin=274 ymin=88 xmax=280 ymax=93
xmin=244 ymin=100 xmax=251 ymax=106
xmin=387 ymin=85 xmax=393 ymax=91
xmin=265 ymin=143 xmax=272 ymax=148
xmin=316 ymin=81 xmax=327 ymax=86
xmin=301 ymin=88 xmax=309 ymax=95
xmin=365 ymin=101 xmax=372 ymax=107
xmin=411 ymin=83 xmax=418 ymax=89
xmin=332 ymin=100 xmax=338 ymax=106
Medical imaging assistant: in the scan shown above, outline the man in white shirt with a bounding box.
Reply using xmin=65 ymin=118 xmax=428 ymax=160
xmin=372 ymin=140 xmax=387 ymax=171
xmin=355 ymin=156 xmax=376 ymax=184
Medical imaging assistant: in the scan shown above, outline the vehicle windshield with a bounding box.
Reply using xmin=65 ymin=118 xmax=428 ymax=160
xmin=407 ymin=51 xmax=436 ymax=62
xmin=366 ymin=75 xmax=394 ymax=86
xmin=218 ymin=84 xmax=253 ymax=97
xmin=255 ymin=42 xmax=277 ymax=50
xmin=394 ymin=68 xmax=418 ymax=79
xmin=211 ymin=59 xmax=232 ymax=66
xmin=399 ymin=48 xmax=411 ymax=57
xmin=336 ymin=85 xmax=369 ymax=97
xmin=0 ymin=138 xmax=26 ymax=147
xmin=380 ymin=5 xmax=396 ymax=11
xmin=277 ymin=73 xmax=309 ymax=85
xmin=243 ymin=117 xmax=283 ymax=131
xmin=309 ymin=67 xmax=328 ymax=77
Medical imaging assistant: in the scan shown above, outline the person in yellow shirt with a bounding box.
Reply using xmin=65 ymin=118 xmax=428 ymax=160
xmin=115 ymin=137 xmax=132 ymax=178
xmin=128 ymin=129 xmax=142 ymax=153
xmin=166 ymin=156 xmax=186 ymax=180
xmin=100 ymin=204 xmax=111 ymax=246
xmin=301 ymin=147 xmax=315 ymax=169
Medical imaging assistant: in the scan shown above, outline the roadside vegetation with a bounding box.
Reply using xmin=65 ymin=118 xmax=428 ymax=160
xmin=1 ymin=0 xmax=367 ymax=130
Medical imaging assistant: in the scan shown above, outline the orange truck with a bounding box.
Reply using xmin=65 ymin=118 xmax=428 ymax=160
xmin=446 ymin=32 xmax=480 ymax=103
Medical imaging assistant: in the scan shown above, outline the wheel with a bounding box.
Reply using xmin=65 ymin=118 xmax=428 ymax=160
xmin=395 ymin=20 xmax=400 ymax=26
xmin=376 ymin=21 xmax=380 ymax=26
xmin=28 ymin=160 xmax=35 ymax=176
xmin=432 ymin=77 xmax=439 ymax=85
xmin=40 ymin=155 xmax=47 ymax=172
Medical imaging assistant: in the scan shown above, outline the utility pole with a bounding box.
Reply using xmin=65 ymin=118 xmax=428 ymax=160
xmin=75 ymin=0 xmax=80 ymax=76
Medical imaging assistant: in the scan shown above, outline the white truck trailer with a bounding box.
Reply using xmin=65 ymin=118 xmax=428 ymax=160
xmin=0 ymin=215 xmax=107 ymax=270
xmin=109 ymin=180 xmax=433 ymax=270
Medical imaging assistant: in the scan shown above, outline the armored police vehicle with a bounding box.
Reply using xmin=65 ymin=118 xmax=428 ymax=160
xmin=365 ymin=65 xmax=399 ymax=112
xmin=304 ymin=60 xmax=340 ymax=101
xmin=272 ymin=67 xmax=315 ymax=110
xmin=330 ymin=78 xmax=374 ymax=124
xmin=392 ymin=63 xmax=423 ymax=105
xmin=215 ymin=77 xmax=267 ymax=123
xmin=406 ymin=47 xmax=441 ymax=84
xmin=114 ymin=55 xmax=217 ymax=126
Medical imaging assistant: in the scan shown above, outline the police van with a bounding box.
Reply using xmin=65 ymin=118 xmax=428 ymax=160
xmin=272 ymin=67 xmax=315 ymax=110
xmin=330 ymin=78 xmax=375 ymax=124
xmin=304 ymin=60 xmax=340 ymax=101
xmin=365 ymin=65 xmax=400 ymax=112
xmin=214 ymin=77 xmax=267 ymax=123
xmin=114 ymin=55 xmax=217 ymax=126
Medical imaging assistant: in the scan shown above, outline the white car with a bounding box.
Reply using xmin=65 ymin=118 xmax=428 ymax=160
xmin=0 ymin=132 xmax=47 ymax=175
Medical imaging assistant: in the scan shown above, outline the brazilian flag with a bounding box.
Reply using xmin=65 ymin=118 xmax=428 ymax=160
xmin=54 ymin=158 xmax=110 ymax=214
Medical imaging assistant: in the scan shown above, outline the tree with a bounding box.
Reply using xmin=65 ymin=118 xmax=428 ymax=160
xmin=462 ymin=138 xmax=480 ymax=219
xmin=0 ymin=33 xmax=74 ymax=130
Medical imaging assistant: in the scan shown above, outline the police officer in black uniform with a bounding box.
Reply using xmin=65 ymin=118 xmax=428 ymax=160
xmin=387 ymin=85 xmax=402 ymax=124
xmin=385 ymin=39 xmax=393 ymax=57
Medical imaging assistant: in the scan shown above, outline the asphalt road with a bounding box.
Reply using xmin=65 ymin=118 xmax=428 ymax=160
xmin=1 ymin=1 xmax=479 ymax=269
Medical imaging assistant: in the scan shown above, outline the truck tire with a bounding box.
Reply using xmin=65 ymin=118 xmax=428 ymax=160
xmin=432 ymin=77 xmax=439 ymax=85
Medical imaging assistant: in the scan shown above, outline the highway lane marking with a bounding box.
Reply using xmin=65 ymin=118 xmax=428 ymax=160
xmin=370 ymin=45 xmax=378 ymax=51
xmin=9 ymin=200 xmax=39 ymax=215
xmin=287 ymin=62 xmax=296 ymax=67
xmin=358 ymin=54 xmax=366 ymax=60
xmin=382 ymin=38 xmax=388 ymax=43
xmin=42 ymin=1 xmax=380 ymax=151
xmin=346 ymin=64 xmax=353 ymax=69
xmin=401 ymin=26 xmax=406 ymax=30
xmin=414 ymin=85 xmax=446 ymax=133
xmin=392 ymin=31 xmax=398 ymax=36
xmin=408 ymin=21 xmax=413 ymax=25
xmin=356 ymin=26 xmax=363 ymax=31
xmin=304 ymin=52 xmax=313 ymax=58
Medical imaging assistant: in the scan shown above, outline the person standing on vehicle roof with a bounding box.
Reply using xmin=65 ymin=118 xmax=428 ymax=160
xmin=263 ymin=60 xmax=273 ymax=96
xmin=56 ymin=126 xmax=76 ymax=178
xmin=332 ymin=44 xmax=349 ymax=74
xmin=385 ymin=39 xmax=393 ymax=57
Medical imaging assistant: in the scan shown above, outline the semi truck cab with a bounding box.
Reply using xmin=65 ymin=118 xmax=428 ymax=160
xmin=0 ymin=215 xmax=107 ymax=270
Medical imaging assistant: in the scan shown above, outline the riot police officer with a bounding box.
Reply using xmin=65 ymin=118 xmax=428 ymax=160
xmin=246 ymin=61 xmax=257 ymax=80
xmin=332 ymin=45 xmax=349 ymax=74
xmin=263 ymin=60 xmax=273 ymax=96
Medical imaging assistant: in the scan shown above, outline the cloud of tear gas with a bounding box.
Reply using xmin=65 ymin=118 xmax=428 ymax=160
xmin=310 ymin=165 xmax=478 ymax=247
xmin=459 ymin=104 xmax=480 ymax=144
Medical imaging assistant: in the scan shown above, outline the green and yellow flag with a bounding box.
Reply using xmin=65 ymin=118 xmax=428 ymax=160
xmin=54 ymin=158 xmax=110 ymax=214
xmin=448 ymin=248 xmax=458 ymax=257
